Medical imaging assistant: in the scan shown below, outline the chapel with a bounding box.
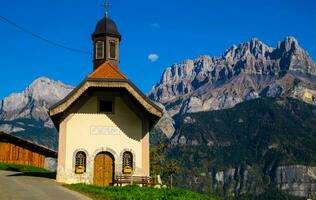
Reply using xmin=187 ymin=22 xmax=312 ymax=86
xmin=49 ymin=10 xmax=162 ymax=186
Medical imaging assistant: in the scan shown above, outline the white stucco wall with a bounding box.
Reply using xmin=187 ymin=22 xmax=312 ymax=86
xmin=56 ymin=95 xmax=149 ymax=184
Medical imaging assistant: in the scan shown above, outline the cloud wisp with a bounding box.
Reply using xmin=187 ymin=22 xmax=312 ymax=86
xmin=148 ymin=53 xmax=159 ymax=62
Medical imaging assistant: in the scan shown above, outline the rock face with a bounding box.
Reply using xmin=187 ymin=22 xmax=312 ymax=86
xmin=154 ymin=104 xmax=175 ymax=139
xmin=149 ymin=37 xmax=316 ymax=118
xmin=216 ymin=165 xmax=316 ymax=197
xmin=186 ymin=165 xmax=316 ymax=197
xmin=276 ymin=165 xmax=316 ymax=197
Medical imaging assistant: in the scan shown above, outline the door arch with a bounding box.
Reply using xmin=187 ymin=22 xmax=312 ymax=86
xmin=93 ymin=152 xmax=114 ymax=186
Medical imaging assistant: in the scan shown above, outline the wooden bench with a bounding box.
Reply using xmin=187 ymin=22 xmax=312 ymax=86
xmin=115 ymin=175 xmax=152 ymax=186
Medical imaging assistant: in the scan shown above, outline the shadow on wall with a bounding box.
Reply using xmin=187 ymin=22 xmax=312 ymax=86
xmin=65 ymin=89 xmax=148 ymax=142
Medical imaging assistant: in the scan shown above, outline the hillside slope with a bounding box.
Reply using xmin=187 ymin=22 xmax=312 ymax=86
xmin=165 ymin=97 xmax=316 ymax=197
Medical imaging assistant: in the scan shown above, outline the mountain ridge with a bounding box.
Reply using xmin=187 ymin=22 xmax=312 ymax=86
xmin=149 ymin=36 xmax=316 ymax=117
xmin=0 ymin=77 xmax=73 ymax=123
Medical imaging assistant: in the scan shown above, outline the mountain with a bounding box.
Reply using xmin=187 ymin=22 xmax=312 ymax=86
xmin=149 ymin=37 xmax=316 ymax=121
xmin=0 ymin=77 xmax=73 ymax=149
xmin=163 ymin=97 xmax=316 ymax=198
xmin=147 ymin=36 xmax=316 ymax=198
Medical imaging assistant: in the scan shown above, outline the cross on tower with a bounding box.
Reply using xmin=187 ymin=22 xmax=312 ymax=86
xmin=103 ymin=0 xmax=112 ymax=17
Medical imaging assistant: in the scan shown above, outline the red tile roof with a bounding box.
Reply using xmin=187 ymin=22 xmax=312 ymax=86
xmin=88 ymin=61 xmax=128 ymax=80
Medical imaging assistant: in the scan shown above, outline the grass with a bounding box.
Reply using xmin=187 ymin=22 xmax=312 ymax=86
xmin=64 ymin=184 xmax=218 ymax=200
xmin=0 ymin=162 xmax=56 ymax=179
xmin=0 ymin=162 xmax=50 ymax=173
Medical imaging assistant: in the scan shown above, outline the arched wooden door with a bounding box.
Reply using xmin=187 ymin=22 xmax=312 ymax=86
xmin=94 ymin=152 xmax=114 ymax=186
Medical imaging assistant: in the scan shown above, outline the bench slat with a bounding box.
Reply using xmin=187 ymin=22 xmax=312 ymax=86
xmin=115 ymin=175 xmax=152 ymax=186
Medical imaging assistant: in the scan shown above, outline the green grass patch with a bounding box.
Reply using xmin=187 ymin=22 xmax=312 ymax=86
xmin=0 ymin=162 xmax=50 ymax=173
xmin=0 ymin=162 xmax=56 ymax=179
xmin=64 ymin=184 xmax=218 ymax=200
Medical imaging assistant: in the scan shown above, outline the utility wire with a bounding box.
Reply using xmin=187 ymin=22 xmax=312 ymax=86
xmin=0 ymin=15 xmax=92 ymax=55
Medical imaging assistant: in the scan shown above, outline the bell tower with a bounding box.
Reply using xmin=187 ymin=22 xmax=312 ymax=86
xmin=92 ymin=1 xmax=121 ymax=70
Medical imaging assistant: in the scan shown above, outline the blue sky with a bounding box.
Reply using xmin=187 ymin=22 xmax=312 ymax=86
xmin=0 ymin=0 xmax=315 ymax=99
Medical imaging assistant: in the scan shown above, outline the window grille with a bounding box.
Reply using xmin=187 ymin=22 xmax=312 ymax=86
xmin=122 ymin=151 xmax=133 ymax=174
xmin=75 ymin=151 xmax=86 ymax=174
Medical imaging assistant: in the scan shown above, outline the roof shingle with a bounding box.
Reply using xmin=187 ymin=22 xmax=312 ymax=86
xmin=87 ymin=61 xmax=127 ymax=80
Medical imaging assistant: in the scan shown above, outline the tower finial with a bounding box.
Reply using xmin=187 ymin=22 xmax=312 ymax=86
xmin=103 ymin=0 xmax=112 ymax=17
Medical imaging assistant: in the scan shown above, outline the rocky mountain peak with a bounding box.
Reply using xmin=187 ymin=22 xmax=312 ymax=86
xmin=224 ymin=45 xmax=238 ymax=60
xmin=275 ymin=36 xmax=316 ymax=75
xmin=224 ymin=38 xmax=273 ymax=61
xmin=149 ymin=36 xmax=316 ymax=116
xmin=278 ymin=36 xmax=300 ymax=52
xmin=27 ymin=77 xmax=73 ymax=104
xmin=273 ymin=36 xmax=306 ymax=60
xmin=0 ymin=77 xmax=73 ymax=122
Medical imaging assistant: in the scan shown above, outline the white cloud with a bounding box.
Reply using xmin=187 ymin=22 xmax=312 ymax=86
xmin=148 ymin=53 xmax=159 ymax=62
xmin=149 ymin=23 xmax=160 ymax=29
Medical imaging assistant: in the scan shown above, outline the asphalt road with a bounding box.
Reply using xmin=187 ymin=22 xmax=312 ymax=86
xmin=0 ymin=170 xmax=91 ymax=200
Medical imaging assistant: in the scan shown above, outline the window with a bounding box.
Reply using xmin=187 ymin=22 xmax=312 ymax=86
xmin=75 ymin=151 xmax=86 ymax=174
xmin=122 ymin=151 xmax=133 ymax=174
xmin=95 ymin=41 xmax=104 ymax=59
xmin=109 ymin=41 xmax=116 ymax=59
xmin=99 ymin=100 xmax=113 ymax=113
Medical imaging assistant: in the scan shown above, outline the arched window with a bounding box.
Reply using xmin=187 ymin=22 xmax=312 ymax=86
xmin=75 ymin=151 xmax=86 ymax=174
xmin=122 ymin=151 xmax=133 ymax=174
xmin=95 ymin=41 xmax=104 ymax=59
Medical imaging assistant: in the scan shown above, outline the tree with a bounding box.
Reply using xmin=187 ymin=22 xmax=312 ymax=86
xmin=163 ymin=159 xmax=180 ymax=189
xmin=150 ymin=137 xmax=167 ymax=176
xmin=150 ymin=134 xmax=180 ymax=188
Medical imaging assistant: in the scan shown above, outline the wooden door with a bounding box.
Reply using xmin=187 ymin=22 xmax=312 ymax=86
xmin=94 ymin=153 xmax=114 ymax=186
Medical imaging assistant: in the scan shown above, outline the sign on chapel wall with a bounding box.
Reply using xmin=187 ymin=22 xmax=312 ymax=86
xmin=90 ymin=126 xmax=120 ymax=135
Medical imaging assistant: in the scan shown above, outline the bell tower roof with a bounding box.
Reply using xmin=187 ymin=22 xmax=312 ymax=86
xmin=92 ymin=16 xmax=121 ymax=40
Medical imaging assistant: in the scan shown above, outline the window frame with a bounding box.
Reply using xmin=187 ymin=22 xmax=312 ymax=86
xmin=98 ymin=97 xmax=115 ymax=114
xmin=108 ymin=40 xmax=117 ymax=59
xmin=95 ymin=41 xmax=105 ymax=60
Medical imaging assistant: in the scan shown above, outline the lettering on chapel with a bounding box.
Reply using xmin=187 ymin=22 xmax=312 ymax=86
xmin=90 ymin=126 xmax=120 ymax=135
